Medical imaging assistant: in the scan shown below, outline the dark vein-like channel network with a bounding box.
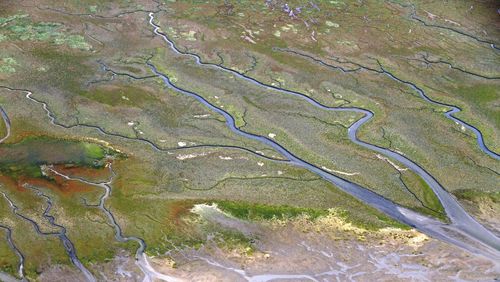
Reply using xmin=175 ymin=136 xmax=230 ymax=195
xmin=148 ymin=12 xmax=500 ymax=260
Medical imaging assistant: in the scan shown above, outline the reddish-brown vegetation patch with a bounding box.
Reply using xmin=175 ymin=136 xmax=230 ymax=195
xmin=53 ymin=163 xmax=111 ymax=182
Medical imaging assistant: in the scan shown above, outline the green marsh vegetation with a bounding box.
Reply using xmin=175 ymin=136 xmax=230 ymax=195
xmin=157 ymin=0 xmax=499 ymax=222
xmin=0 ymin=0 xmax=497 ymax=278
xmin=215 ymin=200 xmax=409 ymax=231
xmin=150 ymin=50 xmax=446 ymax=220
xmin=0 ymin=136 xmax=116 ymax=179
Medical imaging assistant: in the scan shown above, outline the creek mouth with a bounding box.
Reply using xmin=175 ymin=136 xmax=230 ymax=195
xmin=0 ymin=7 xmax=498 ymax=280
xmin=148 ymin=12 xmax=500 ymax=260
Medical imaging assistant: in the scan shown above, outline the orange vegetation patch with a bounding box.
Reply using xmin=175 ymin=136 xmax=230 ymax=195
xmin=15 ymin=175 xmax=96 ymax=196
xmin=53 ymin=164 xmax=111 ymax=182
xmin=0 ymin=174 xmax=94 ymax=196
xmin=51 ymin=174 xmax=96 ymax=195
xmin=167 ymin=200 xmax=197 ymax=226
xmin=270 ymin=65 xmax=285 ymax=72
xmin=0 ymin=175 xmax=26 ymax=193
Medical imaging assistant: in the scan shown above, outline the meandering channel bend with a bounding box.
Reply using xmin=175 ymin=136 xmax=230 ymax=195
xmin=148 ymin=12 xmax=500 ymax=260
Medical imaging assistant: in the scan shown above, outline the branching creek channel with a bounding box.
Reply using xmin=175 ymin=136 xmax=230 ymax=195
xmin=0 ymin=9 xmax=499 ymax=282
xmin=0 ymin=186 xmax=94 ymax=281
xmin=46 ymin=166 xmax=181 ymax=282
xmin=0 ymin=107 xmax=25 ymax=282
xmin=0 ymin=101 xmax=178 ymax=282
xmin=147 ymin=12 xmax=500 ymax=261
xmin=272 ymin=47 xmax=500 ymax=160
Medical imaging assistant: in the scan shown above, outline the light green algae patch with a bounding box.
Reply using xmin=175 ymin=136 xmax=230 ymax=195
xmin=0 ymin=57 xmax=18 ymax=73
xmin=325 ymin=21 xmax=340 ymax=28
xmin=55 ymin=35 xmax=91 ymax=50
xmin=180 ymin=30 xmax=197 ymax=41
xmin=0 ymin=14 xmax=91 ymax=50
